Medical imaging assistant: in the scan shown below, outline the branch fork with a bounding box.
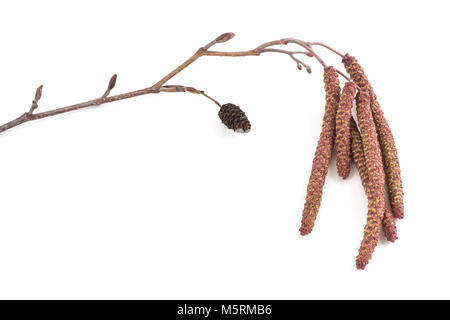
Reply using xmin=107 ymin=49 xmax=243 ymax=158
xmin=0 ymin=33 xmax=346 ymax=135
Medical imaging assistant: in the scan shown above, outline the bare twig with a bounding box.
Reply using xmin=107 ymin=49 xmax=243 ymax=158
xmin=202 ymin=37 xmax=349 ymax=78
xmin=308 ymin=42 xmax=345 ymax=58
xmin=161 ymin=85 xmax=222 ymax=107
xmin=335 ymin=69 xmax=352 ymax=82
xmin=0 ymin=33 xmax=350 ymax=135
xmin=198 ymin=91 xmax=222 ymax=108
xmin=259 ymin=48 xmax=313 ymax=71
xmin=0 ymin=84 xmax=220 ymax=134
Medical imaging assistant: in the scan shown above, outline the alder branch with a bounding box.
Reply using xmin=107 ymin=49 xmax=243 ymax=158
xmin=0 ymin=32 xmax=350 ymax=135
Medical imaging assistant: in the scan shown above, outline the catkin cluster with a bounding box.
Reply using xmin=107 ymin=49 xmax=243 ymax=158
xmin=301 ymin=59 xmax=403 ymax=270
xmin=342 ymin=55 xmax=404 ymax=219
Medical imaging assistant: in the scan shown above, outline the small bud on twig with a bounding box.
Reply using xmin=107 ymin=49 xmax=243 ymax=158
xmin=202 ymin=32 xmax=235 ymax=50
xmin=102 ymin=74 xmax=117 ymax=98
xmin=108 ymin=74 xmax=117 ymax=91
xmin=214 ymin=32 xmax=235 ymax=44
xmin=34 ymin=85 xmax=43 ymax=102
xmin=27 ymin=84 xmax=44 ymax=115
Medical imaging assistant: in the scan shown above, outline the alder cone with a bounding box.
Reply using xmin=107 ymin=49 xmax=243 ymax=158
xmin=335 ymin=82 xmax=357 ymax=179
xmin=355 ymin=90 xmax=385 ymax=270
xmin=300 ymin=67 xmax=341 ymax=236
xmin=350 ymin=118 xmax=397 ymax=243
xmin=343 ymin=54 xmax=404 ymax=219
xmin=219 ymin=103 xmax=251 ymax=132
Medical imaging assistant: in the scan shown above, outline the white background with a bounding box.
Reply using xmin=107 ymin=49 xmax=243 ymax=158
xmin=0 ymin=0 xmax=448 ymax=299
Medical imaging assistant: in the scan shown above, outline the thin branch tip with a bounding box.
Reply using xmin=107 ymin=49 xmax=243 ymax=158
xmin=309 ymin=42 xmax=345 ymax=58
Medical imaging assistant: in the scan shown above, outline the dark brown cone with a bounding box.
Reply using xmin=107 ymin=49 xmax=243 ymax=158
xmin=219 ymin=103 xmax=251 ymax=132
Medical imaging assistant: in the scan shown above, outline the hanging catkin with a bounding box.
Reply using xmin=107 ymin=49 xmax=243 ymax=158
xmin=335 ymin=82 xmax=357 ymax=179
xmin=355 ymin=90 xmax=385 ymax=270
xmin=382 ymin=206 xmax=398 ymax=243
xmin=350 ymin=118 xmax=398 ymax=242
xmin=300 ymin=67 xmax=341 ymax=236
xmin=342 ymin=54 xmax=404 ymax=219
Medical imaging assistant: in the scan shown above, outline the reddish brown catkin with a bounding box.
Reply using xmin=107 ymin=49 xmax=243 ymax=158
xmin=335 ymin=82 xmax=357 ymax=179
xmin=382 ymin=206 xmax=398 ymax=243
xmin=300 ymin=67 xmax=341 ymax=236
xmin=355 ymin=90 xmax=385 ymax=270
xmin=350 ymin=118 xmax=398 ymax=242
xmin=342 ymin=54 xmax=404 ymax=219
